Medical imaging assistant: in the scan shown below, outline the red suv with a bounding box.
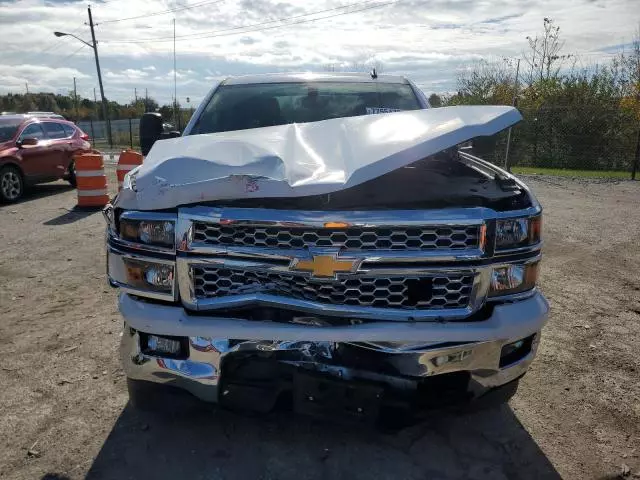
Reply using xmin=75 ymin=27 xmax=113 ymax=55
xmin=0 ymin=114 xmax=91 ymax=202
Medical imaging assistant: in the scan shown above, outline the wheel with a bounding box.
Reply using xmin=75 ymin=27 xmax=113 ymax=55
xmin=127 ymin=378 xmax=201 ymax=413
xmin=66 ymin=161 xmax=77 ymax=187
xmin=0 ymin=166 xmax=24 ymax=203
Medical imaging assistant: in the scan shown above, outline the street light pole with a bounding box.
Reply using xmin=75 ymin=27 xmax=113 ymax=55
xmin=173 ymin=18 xmax=177 ymax=128
xmin=73 ymin=77 xmax=78 ymax=122
xmin=54 ymin=12 xmax=112 ymax=147
xmin=87 ymin=6 xmax=112 ymax=147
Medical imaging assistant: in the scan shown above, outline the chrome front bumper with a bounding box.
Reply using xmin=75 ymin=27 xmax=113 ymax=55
xmin=119 ymin=291 xmax=549 ymax=405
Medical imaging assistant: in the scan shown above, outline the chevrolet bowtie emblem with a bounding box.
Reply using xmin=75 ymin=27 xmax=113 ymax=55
xmin=291 ymin=254 xmax=358 ymax=278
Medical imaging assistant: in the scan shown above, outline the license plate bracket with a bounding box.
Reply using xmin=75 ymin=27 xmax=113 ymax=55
xmin=293 ymin=371 xmax=383 ymax=424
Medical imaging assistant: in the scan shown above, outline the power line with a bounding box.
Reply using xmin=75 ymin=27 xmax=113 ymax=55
xmin=98 ymin=0 xmax=226 ymax=24
xmin=104 ymin=0 xmax=396 ymax=44
xmin=170 ymin=0 xmax=380 ymax=40
xmin=107 ymin=0 xmax=385 ymax=43
xmin=58 ymin=45 xmax=86 ymax=64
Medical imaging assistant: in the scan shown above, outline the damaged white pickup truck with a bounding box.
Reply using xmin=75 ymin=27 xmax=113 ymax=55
xmin=104 ymin=73 xmax=548 ymax=425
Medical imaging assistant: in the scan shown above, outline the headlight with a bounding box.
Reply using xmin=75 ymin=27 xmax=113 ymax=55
xmin=107 ymin=250 xmax=176 ymax=300
xmin=489 ymin=261 xmax=539 ymax=297
xmin=495 ymin=215 xmax=542 ymax=250
xmin=122 ymin=166 xmax=140 ymax=191
xmin=124 ymin=258 xmax=174 ymax=293
xmin=119 ymin=217 xmax=175 ymax=248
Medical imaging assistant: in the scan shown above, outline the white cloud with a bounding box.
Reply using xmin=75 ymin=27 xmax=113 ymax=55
xmin=0 ymin=64 xmax=89 ymax=94
xmin=0 ymin=0 xmax=637 ymax=105
xmin=105 ymin=68 xmax=149 ymax=81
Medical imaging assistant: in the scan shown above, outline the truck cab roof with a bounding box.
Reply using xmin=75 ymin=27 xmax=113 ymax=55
xmin=220 ymin=72 xmax=411 ymax=86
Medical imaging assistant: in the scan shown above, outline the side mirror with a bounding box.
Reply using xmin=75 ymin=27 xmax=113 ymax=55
xmin=140 ymin=112 xmax=163 ymax=156
xmin=17 ymin=137 xmax=38 ymax=148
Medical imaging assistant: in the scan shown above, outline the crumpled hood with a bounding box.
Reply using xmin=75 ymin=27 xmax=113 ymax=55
xmin=115 ymin=105 xmax=521 ymax=211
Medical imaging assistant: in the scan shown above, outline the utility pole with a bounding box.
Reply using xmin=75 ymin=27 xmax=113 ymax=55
xmin=87 ymin=5 xmax=112 ymax=147
xmin=145 ymin=88 xmax=148 ymax=112
xmin=173 ymin=18 xmax=178 ymax=127
xmin=503 ymin=58 xmax=521 ymax=172
xmin=93 ymin=87 xmax=98 ymax=116
xmin=25 ymin=82 xmax=29 ymax=94
xmin=90 ymin=87 xmax=97 ymax=141
xmin=632 ymin=52 xmax=640 ymax=180
xmin=134 ymin=87 xmax=137 ymax=104
xmin=632 ymin=129 xmax=640 ymax=180
xmin=73 ymin=77 xmax=79 ymax=122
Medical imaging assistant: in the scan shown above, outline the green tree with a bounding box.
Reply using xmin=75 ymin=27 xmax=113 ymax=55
xmin=445 ymin=20 xmax=638 ymax=172
xmin=20 ymin=95 xmax=36 ymax=112
xmin=428 ymin=93 xmax=443 ymax=107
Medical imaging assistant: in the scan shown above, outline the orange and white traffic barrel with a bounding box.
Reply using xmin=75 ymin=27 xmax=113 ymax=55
xmin=75 ymin=152 xmax=109 ymax=208
xmin=117 ymin=149 xmax=143 ymax=191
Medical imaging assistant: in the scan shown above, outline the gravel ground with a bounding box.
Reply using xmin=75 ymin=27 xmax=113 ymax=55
xmin=0 ymin=169 xmax=639 ymax=480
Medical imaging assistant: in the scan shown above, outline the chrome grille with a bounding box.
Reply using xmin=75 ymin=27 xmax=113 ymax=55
xmin=192 ymin=266 xmax=474 ymax=309
xmin=192 ymin=223 xmax=480 ymax=251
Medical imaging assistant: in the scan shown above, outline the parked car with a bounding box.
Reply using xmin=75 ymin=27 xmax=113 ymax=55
xmin=26 ymin=111 xmax=66 ymax=120
xmin=106 ymin=73 xmax=548 ymax=426
xmin=0 ymin=114 xmax=91 ymax=202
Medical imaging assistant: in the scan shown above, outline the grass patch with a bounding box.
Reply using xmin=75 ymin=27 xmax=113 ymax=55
xmin=511 ymin=166 xmax=631 ymax=179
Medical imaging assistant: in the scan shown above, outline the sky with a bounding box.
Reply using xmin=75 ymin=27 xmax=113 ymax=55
xmin=0 ymin=0 xmax=637 ymax=106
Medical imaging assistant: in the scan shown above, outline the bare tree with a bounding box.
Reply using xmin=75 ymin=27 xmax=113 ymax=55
xmin=524 ymin=18 xmax=572 ymax=84
xmin=623 ymin=26 xmax=640 ymax=98
xmin=608 ymin=25 xmax=640 ymax=100
xmin=455 ymin=57 xmax=517 ymax=103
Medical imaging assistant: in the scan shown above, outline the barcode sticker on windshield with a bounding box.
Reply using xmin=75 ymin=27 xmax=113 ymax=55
xmin=366 ymin=107 xmax=402 ymax=115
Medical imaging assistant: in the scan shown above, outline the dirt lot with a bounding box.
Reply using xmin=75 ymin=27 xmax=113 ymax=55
xmin=0 ymin=168 xmax=639 ymax=480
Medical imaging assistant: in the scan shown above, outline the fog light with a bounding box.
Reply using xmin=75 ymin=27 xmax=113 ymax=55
xmin=509 ymin=340 xmax=525 ymax=350
xmin=147 ymin=335 xmax=182 ymax=356
xmin=499 ymin=335 xmax=535 ymax=368
xmin=432 ymin=349 xmax=472 ymax=367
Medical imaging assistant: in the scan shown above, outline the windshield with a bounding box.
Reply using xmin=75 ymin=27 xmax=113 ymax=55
xmin=190 ymin=81 xmax=422 ymax=135
xmin=0 ymin=119 xmax=22 ymax=142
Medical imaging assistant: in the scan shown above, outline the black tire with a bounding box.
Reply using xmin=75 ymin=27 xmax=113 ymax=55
xmin=66 ymin=161 xmax=77 ymax=188
xmin=127 ymin=378 xmax=201 ymax=413
xmin=0 ymin=165 xmax=24 ymax=203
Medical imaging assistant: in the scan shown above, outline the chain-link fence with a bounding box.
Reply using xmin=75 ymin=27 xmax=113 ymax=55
xmin=78 ymin=118 xmax=141 ymax=151
xmin=78 ymin=106 xmax=640 ymax=178
xmin=78 ymin=110 xmax=194 ymax=152
xmin=472 ymin=105 xmax=640 ymax=177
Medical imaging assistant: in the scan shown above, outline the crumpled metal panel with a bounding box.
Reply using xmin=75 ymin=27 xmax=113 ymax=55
xmin=114 ymin=106 xmax=522 ymax=211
